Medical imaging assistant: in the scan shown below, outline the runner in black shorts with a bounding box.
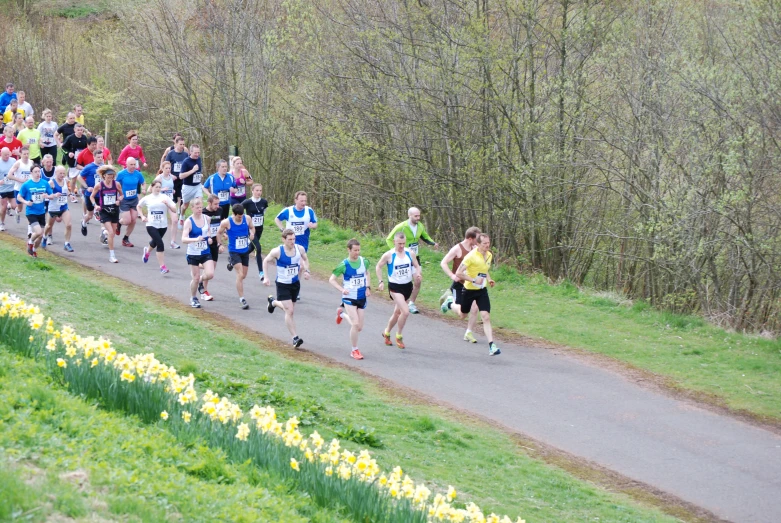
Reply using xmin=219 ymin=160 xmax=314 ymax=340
xmin=201 ymin=194 xmax=224 ymax=301
xmin=455 ymin=233 xmax=500 ymax=356
xmin=375 ymin=232 xmax=421 ymax=349
xmin=91 ymin=166 xmax=123 ymax=263
xmin=182 ymin=198 xmax=216 ymax=309
xmin=218 ymin=204 xmax=255 ymax=310
xmin=439 ymin=226 xmax=481 ymax=343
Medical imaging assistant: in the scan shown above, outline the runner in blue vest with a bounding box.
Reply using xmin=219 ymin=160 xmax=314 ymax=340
xmin=217 ymin=204 xmax=256 ymax=310
xmin=329 ymin=238 xmax=372 ymax=360
xmin=375 ymin=231 xmax=422 ymax=349
xmin=16 ymin=164 xmax=53 ymax=257
xmin=203 ymin=159 xmax=235 ymax=220
xmin=181 ymin=198 xmax=215 ymax=309
xmin=263 ymin=228 xmax=311 ymax=348
xmin=43 ymin=166 xmax=74 ymax=252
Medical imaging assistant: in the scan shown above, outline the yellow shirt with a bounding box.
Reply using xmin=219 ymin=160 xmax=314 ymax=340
xmin=75 ymin=115 xmax=85 ymax=126
xmin=2 ymin=108 xmax=24 ymax=124
xmin=462 ymin=249 xmax=492 ymax=290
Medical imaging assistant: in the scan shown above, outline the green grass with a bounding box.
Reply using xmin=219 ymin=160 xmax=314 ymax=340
xmin=0 ymin=239 xmax=677 ymax=522
xmin=296 ymin=213 xmax=781 ymax=422
xmin=0 ymin=348 xmax=343 ymax=523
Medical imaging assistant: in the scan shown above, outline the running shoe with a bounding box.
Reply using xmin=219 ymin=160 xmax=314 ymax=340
xmin=464 ymin=331 xmax=477 ymax=343
xmin=201 ymin=290 xmax=213 ymax=301
xmin=293 ymin=336 xmax=304 ymax=348
xmin=350 ymin=349 xmax=364 ymax=360
xmin=395 ymin=334 xmax=405 ymax=349
xmin=191 ymin=297 xmax=201 ymax=308
xmin=15 ymin=213 xmax=20 ymax=224
xmin=198 ymin=281 xmax=205 ymax=295
xmin=267 ymin=295 xmax=275 ymax=313
xmin=440 ymin=296 xmax=453 ymax=314
xmin=27 ymin=244 xmax=33 ymax=256
xmin=47 ymin=235 xmax=53 ymax=245
xmin=64 ymin=243 xmax=74 ymax=253
xmin=122 ymin=239 xmax=134 ymax=248
xmin=170 ymin=240 xmax=180 ymax=249
xmin=114 ymin=224 xmax=121 ymax=236
xmin=42 ymin=237 xmax=47 ymax=249
xmin=439 ymin=290 xmax=450 ymax=308
xmin=142 ymin=246 xmax=150 ymax=263
xmin=100 ymin=232 xmax=108 ymax=245
xmin=408 ymin=302 xmax=419 ymax=314
xmin=31 ymin=250 xmax=38 ymax=258
xmin=178 ymin=218 xmax=184 ymax=230
xmin=489 ymin=343 xmax=501 ymax=356
xmin=226 ymin=261 xmax=234 ymax=272
xmin=69 ymin=194 xmax=78 ymax=203
xmin=335 ymin=307 xmax=343 ymax=325
xmin=81 ymin=221 xmax=87 ymax=236
xmin=160 ymin=265 xmax=169 ymax=274
xmin=382 ymin=331 xmax=392 ymax=346
xmin=240 ymin=297 xmax=249 ymax=310
xmin=109 ymin=255 xmax=118 ymax=263
xmin=0 ymin=223 xmax=4 ymax=231
xmin=258 ymin=271 xmax=265 ymax=282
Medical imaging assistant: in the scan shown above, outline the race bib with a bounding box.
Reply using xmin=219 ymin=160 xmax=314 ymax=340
xmin=162 ymin=188 xmax=173 ymax=196
xmin=349 ymin=276 xmax=366 ymax=289
xmin=27 ymin=137 xmax=37 ymax=145
xmin=284 ymin=266 xmax=299 ymax=278
xmin=193 ymin=172 xmax=202 ymax=183
xmin=235 ymin=186 xmax=245 ymax=197
xmin=150 ymin=210 xmax=165 ymax=224
xmin=31 ymin=193 xmax=44 ymax=204
xmin=475 ymin=272 xmax=487 ymax=288
xmin=55 ymin=195 xmax=67 ymax=206
xmin=409 ymin=242 xmax=419 ymax=255
xmin=235 ymin=236 xmax=248 ymax=249
xmin=193 ymin=240 xmax=207 ymax=251
xmin=209 ymin=224 xmax=219 ymax=237
xmin=173 ymin=162 xmax=182 ymax=173
xmin=393 ymin=265 xmax=411 ymax=279
xmin=20 ymin=172 xmax=29 ymax=181
xmin=291 ymin=222 xmax=307 ymax=236
xmin=252 ymin=215 xmax=264 ymax=226
xmin=104 ymin=194 xmax=116 ymax=205
xmin=126 ymin=189 xmax=137 ymax=197
xmin=218 ymin=190 xmax=229 ymax=201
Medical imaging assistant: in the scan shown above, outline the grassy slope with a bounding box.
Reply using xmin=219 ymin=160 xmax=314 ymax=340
xmin=0 ymin=349 xmax=343 ymax=523
xmin=285 ymin=212 xmax=781 ymax=421
xmin=0 ymin=238 xmax=677 ymax=522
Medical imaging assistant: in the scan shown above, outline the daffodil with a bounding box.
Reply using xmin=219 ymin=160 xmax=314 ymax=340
xmin=56 ymin=358 xmax=67 ymax=368
xmin=160 ymin=411 xmax=169 ymax=421
xmin=182 ymin=411 xmax=192 ymax=423
xmin=236 ymin=422 xmax=250 ymax=441
xmin=447 ymin=485 xmax=457 ymax=502
xmin=290 ymin=458 xmax=300 ymax=471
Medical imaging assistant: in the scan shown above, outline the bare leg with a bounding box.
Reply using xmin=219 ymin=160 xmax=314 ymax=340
xmin=343 ymin=305 xmax=363 ymax=347
xmin=31 ymin=224 xmax=44 ymax=248
xmin=410 ymin=277 xmax=421 ymax=303
xmin=189 ymin=265 xmax=200 ymax=297
xmin=385 ymin=292 xmax=410 ymax=335
xmin=62 ymin=212 xmax=72 ymax=242
xmin=480 ymin=311 xmax=493 ymax=343
xmin=272 ymin=299 xmax=297 ymax=337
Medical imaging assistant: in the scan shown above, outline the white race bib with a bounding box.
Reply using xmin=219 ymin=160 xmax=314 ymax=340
xmin=235 ymin=186 xmax=245 ymax=197
xmin=150 ymin=210 xmax=165 ymax=225
xmin=173 ymin=162 xmax=182 ymax=173
xmin=193 ymin=240 xmax=207 ymax=251
xmin=252 ymin=215 xmax=264 ymax=226
xmin=409 ymin=242 xmax=419 ymax=255
xmin=209 ymin=223 xmax=219 ymax=237
xmin=162 ymin=188 xmax=173 ymax=196
xmin=236 ymin=237 xmax=248 ymax=249
xmin=126 ymin=189 xmax=137 ymax=197
xmin=393 ymin=266 xmax=411 ymax=279
xmin=193 ymin=172 xmax=202 ymax=183
xmin=291 ymin=222 xmax=307 ymax=236
xmin=284 ymin=266 xmax=299 ymax=278
xmin=218 ymin=190 xmax=229 ymax=201
xmin=55 ymin=195 xmax=67 ymax=205
xmin=349 ymin=276 xmax=366 ymax=289
xmin=31 ymin=193 xmax=44 ymax=204
xmin=27 ymin=137 xmax=37 ymax=145
xmin=104 ymin=194 xmax=116 ymax=205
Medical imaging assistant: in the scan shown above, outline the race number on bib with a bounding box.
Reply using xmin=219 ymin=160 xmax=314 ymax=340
xmin=252 ymin=215 xmax=264 ymax=226
xmin=193 ymin=173 xmax=203 ymax=183
xmin=235 ymin=186 xmax=245 ymax=197
xmin=126 ymin=189 xmax=137 ymax=197
xmin=284 ymin=266 xmax=299 ymax=278
xmin=409 ymin=242 xmax=419 ymax=255
xmin=31 ymin=193 xmax=44 ymax=204
xmin=55 ymin=196 xmax=67 ymax=206
xmin=104 ymin=194 xmax=117 ymax=205
xmin=218 ymin=190 xmax=229 ymax=201
xmin=236 ymin=237 xmax=248 ymax=250
xmin=163 ymin=188 xmax=173 ymax=196
xmin=393 ymin=265 xmax=411 ymax=279
xmin=173 ymin=162 xmax=182 ymax=173
xmin=209 ymin=224 xmax=219 ymax=237
xmin=291 ymin=222 xmax=307 ymax=236
xmin=151 ymin=211 xmax=165 ymax=225
xmin=349 ymin=276 xmax=366 ymax=289
xmin=193 ymin=240 xmax=207 ymax=251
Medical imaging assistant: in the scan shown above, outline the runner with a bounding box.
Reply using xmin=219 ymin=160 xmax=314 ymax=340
xmin=274 ymin=191 xmax=318 ymax=252
xmin=78 ymin=148 xmax=104 ymax=237
xmin=164 ymin=136 xmax=188 ymax=227
xmin=115 ymin=157 xmax=146 ymax=247
xmin=36 ymin=109 xmax=58 ymax=161
xmin=0 ymin=83 xmax=15 ymax=113
xmin=241 ymin=183 xmax=268 ymax=281
xmin=178 ymin=144 xmax=203 ymax=226
xmin=75 ymin=136 xmax=98 ymax=171
xmin=229 ymin=156 xmax=252 ymax=207
xmin=2 ymin=124 xmax=22 ymax=159
xmin=158 ymin=133 xmax=182 ymax=168
xmin=16 ymin=116 xmax=41 ymax=164
xmin=203 ymin=159 xmax=234 ymax=219
xmin=2 ymin=98 xmax=23 ymax=124
xmin=7 ymin=146 xmax=33 ymax=224
xmin=439 ymin=226 xmax=481 ymax=343
xmin=329 ymin=239 xmax=372 ymax=360
xmin=385 ymin=207 xmax=438 ymax=314
xmin=90 ymin=165 xmax=123 ymax=263
xmin=95 ymin=135 xmax=112 ymax=164
xmin=16 ymin=164 xmax=52 ymax=257
xmin=138 ymin=180 xmax=177 ymax=274
xmin=201 ymin=194 xmax=224 ymax=301
xmin=43 ymin=166 xmax=73 ymax=252
xmin=217 ymin=204 xmax=255 ymax=309
xmin=16 ymin=92 xmax=33 ymax=119
xmin=40 ymin=156 xmax=56 ymax=245
xmin=455 ymin=233 xmax=500 ymax=355
xmin=61 ymin=123 xmax=88 ymax=202
xmin=117 ymin=130 xmax=148 ymax=169
xmin=375 ymin=231 xmax=422 ymax=349
xmin=149 ymin=161 xmax=179 ymax=248
xmin=0 ymin=147 xmax=16 ymax=231
xmin=263 ymin=228 xmax=311 ymax=348
xmin=181 ymin=198 xmax=215 ymax=308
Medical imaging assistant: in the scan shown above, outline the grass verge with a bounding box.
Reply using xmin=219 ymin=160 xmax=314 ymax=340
xmin=0 ymin=238 xmax=679 ymax=522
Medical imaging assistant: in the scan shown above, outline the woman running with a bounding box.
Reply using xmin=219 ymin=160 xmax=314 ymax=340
xmin=229 ymin=156 xmax=252 ymax=207
xmin=7 ymin=146 xmax=33 ymax=224
xmin=150 ymin=161 xmax=180 ymax=249
xmin=43 ymin=166 xmax=73 ymax=252
xmin=116 ymin=130 xmax=148 ymax=169
xmin=90 ymin=165 xmax=123 ymax=263
xmin=182 ymin=198 xmax=215 ymax=308
xmin=138 ymin=180 xmax=177 ymax=274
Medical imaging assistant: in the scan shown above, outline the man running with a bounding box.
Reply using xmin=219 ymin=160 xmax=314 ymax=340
xmin=274 ymin=190 xmax=317 ymax=252
xmin=178 ymin=144 xmax=203 ymax=227
xmin=329 ymin=238 xmax=371 ymax=360
xmin=375 ymin=231 xmax=422 ymax=349
xmin=164 ymin=136 xmax=188 ymax=226
xmin=61 ymin=123 xmax=88 ymax=202
xmin=263 ymin=228 xmax=311 ymax=348
xmin=17 ymin=117 xmax=41 ymax=165
xmin=218 ymin=204 xmax=255 ymax=309
xmin=7 ymin=146 xmax=33 ymax=224
xmin=385 ymin=207 xmax=438 ymax=314
xmin=439 ymin=226 xmax=481 ymax=343
xmin=91 ymin=166 xmax=123 ymax=263
xmin=181 ymin=198 xmax=215 ymax=308
xmin=241 ymin=183 xmax=268 ymax=281
xmin=0 ymin=147 xmax=15 ymax=230
xmin=43 ymin=166 xmax=73 ymax=252
xmin=78 ymin=148 xmax=104 ymax=237
xmin=115 ymin=157 xmax=146 ymax=247
xmin=455 ymin=233 xmax=500 ymax=355
xmin=203 ymin=159 xmax=234 ymax=220
xmin=200 ymin=194 xmax=223 ymax=301
xmin=16 ymin=164 xmax=52 ymax=257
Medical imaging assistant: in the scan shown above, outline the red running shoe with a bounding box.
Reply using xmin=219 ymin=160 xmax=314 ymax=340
xmin=122 ymin=239 xmax=134 ymax=248
xmin=350 ymin=349 xmax=364 ymax=360
xmin=201 ymin=290 xmax=214 ymax=301
xmin=336 ymin=307 xmax=344 ymax=325
xmin=382 ymin=332 xmax=392 ymax=346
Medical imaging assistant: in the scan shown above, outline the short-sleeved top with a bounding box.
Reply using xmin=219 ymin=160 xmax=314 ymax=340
xmin=203 ymin=173 xmax=235 ymax=205
xmin=2 ymin=108 xmax=24 ymax=124
xmin=180 ymin=157 xmax=203 ymax=186
xmin=57 ymin=122 xmax=77 ymax=141
xmin=333 ymin=257 xmax=370 ymax=300
xmin=1 ymin=137 xmax=23 ymax=159
xmin=16 ymin=129 xmax=41 ymax=159
xmin=276 ymin=205 xmax=317 ymax=251
xmin=61 ymin=134 xmax=88 ymax=167
xmin=0 ymin=157 xmax=16 ymax=193
xmin=241 ymin=198 xmax=268 ymax=228
xmin=165 ymin=149 xmax=189 ymax=178
xmin=48 ymin=178 xmax=69 ymax=213
xmin=116 ymin=169 xmax=145 ymax=200
xmin=18 ymin=178 xmax=51 ymax=215
xmin=80 ymin=162 xmax=101 ymax=193
xmin=77 ymin=148 xmax=96 ymax=167
xmin=139 ymin=193 xmax=173 ymax=229
xmin=461 ymin=249 xmax=493 ymax=291
xmin=0 ymin=92 xmax=16 ymax=113
xmin=37 ymin=121 xmax=58 ymax=148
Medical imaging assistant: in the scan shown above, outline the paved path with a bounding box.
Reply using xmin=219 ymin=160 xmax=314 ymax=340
xmin=5 ymin=217 xmax=781 ymax=522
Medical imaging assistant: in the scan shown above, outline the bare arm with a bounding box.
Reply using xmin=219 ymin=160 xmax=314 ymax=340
xmin=375 ymin=253 xmax=390 ymax=289
xmin=299 ymin=249 xmax=311 ymax=280
xmin=440 ymin=245 xmax=460 ymax=282
xmin=262 ymin=247 xmax=281 ymax=286
xmin=274 ymin=216 xmax=285 ymax=231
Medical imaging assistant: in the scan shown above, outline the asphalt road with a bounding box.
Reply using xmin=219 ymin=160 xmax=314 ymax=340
xmin=4 ymin=216 xmax=781 ymax=523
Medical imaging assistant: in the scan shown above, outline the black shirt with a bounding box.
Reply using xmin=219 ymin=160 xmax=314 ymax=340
xmin=180 ymin=157 xmax=203 ymax=186
xmin=165 ymin=149 xmax=190 ymax=178
xmin=61 ymin=134 xmax=88 ymax=167
xmin=57 ymin=122 xmax=77 ymax=141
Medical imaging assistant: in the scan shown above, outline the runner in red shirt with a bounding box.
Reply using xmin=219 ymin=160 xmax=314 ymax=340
xmin=1 ymin=125 xmax=22 ymax=159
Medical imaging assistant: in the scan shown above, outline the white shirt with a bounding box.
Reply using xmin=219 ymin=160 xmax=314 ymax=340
xmin=139 ymin=193 xmax=173 ymax=229
xmin=18 ymin=102 xmax=33 ymax=118
xmin=37 ymin=121 xmax=58 ymax=148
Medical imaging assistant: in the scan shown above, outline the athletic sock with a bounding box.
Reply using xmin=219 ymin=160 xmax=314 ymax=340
xmin=466 ymin=329 xmax=472 ymax=334
xmin=109 ymin=249 xmax=115 ymax=257
xmin=340 ymin=312 xmax=347 ymax=320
